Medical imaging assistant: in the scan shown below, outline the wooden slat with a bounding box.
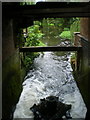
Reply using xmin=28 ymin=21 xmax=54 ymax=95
xmin=19 ymin=46 xmax=82 ymax=52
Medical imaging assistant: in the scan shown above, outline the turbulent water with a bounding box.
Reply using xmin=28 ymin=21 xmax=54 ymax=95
xmin=14 ymin=51 xmax=87 ymax=119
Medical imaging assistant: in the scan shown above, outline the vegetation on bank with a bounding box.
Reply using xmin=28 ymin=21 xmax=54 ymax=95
xmin=24 ymin=25 xmax=45 ymax=47
xmin=70 ymin=18 xmax=80 ymax=43
xmin=22 ymin=23 xmax=46 ymax=71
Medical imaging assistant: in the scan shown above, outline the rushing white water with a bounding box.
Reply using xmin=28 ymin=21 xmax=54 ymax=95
xmin=14 ymin=52 xmax=87 ymax=119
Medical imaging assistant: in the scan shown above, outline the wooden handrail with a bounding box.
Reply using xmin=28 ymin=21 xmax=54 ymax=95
xmin=74 ymin=32 xmax=90 ymax=47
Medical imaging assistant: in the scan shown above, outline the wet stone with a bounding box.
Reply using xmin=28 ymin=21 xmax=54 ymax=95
xmin=30 ymin=96 xmax=72 ymax=120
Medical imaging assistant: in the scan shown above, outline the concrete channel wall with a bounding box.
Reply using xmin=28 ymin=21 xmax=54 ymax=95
xmin=2 ymin=17 xmax=25 ymax=119
xmin=80 ymin=18 xmax=90 ymax=107
xmin=74 ymin=18 xmax=90 ymax=119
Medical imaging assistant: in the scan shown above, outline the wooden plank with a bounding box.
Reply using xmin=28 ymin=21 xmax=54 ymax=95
xmin=19 ymin=46 xmax=82 ymax=52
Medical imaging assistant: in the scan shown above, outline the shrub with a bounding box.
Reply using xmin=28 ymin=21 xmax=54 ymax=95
xmin=59 ymin=31 xmax=71 ymax=39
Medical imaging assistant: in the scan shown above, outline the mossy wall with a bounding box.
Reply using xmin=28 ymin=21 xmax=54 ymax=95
xmin=2 ymin=18 xmax=25 ymax=119
xmin=2 ymin=50 xmax=22 ymax=119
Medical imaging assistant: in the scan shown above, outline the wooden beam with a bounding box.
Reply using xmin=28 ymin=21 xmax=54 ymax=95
xmin=3 ymin=2 xmax=90 ymax=18
xmin=19 ymin=46 xmax=82 ymax=52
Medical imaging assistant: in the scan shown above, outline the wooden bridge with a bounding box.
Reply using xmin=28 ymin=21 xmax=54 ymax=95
xmin=19 ymin=32 xmax=83 ymax=71
xmin=19 ymin=46 xmax=82 ymax=52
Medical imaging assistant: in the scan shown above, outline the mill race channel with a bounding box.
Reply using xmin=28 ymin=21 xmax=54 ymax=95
xmin=14 ymin=38 xmax=87 ymax=119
